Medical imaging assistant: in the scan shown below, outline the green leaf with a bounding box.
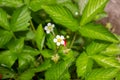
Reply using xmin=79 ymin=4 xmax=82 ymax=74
xmin=22 ymin=46 xmax=39 ymax=56
xmin=78 ymin=0 xmax=88 ymax=15
xmin=115 ymin=72 xmax=120 ymax=80
xmin=35 ymin=60 xmax=51 ymax=72
xmin=46 ymin=34 xmax=56 ymax=50
xmin=80 ymin=0 xmax=109 ymax=25
xmin=101 ymin=44 xmax=120 ymax=56
xmin=0 ymin=0 xmax=23 ymax=8
xmin=7 ymin=38 xmax=24 ymax=53
xmin=41 ymin=49 xmax=53 ymax=58
xmin=92 ymin=54 xmax=120 ymax=69
xmin=18 ymin=69 xmax=35 ymax=80
xmin=79 ymin=23 xmax=118 ymax=43
xmin=0 ymin=29 xmax=12 ymax=47
xmin=86 ymin=41 xmax=110 ymax=55
xmin=0 ymin=50 xmax=17 ymax=68
xmin=62 ymin=2 xmax=79 ymax=16
xmin=86 ymin=68 xmax=119 ymax=80
xmin=30 ymin=0 xmax=57 ymax=11
xmin=45 ymin=61 xmax=71 ymax=80
xmin=0 ymin=67 xmax=15 ymax=79
xmin=18 ymin=53 xmax=35 ymax=72
xmin=35 ymin=24 xmax=45 ymax=51
xmin=0 ymin=8 xmax=10 ymax=30
xmin=10 ymin=6 xmax=31 ymax=32
xmin=76 ymin=52 xmax=93 ymax=77
xmin=42 ymin=5 xmax=79 ymax=31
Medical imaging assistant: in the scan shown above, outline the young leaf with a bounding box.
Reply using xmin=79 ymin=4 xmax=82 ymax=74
xmin=86 ymin=41 xmax=110 ymax=55
xmin=79 ymin=23 xmax=118 ymax=43
xmin=76 ymin=52 xmax=93 ymax=77
xmin=35 ymin=24 xmax=45 ymax=51
xmin=0 ymin=8 xmax=10 ymax=30
xmin=80 ymin=0 xmax=109 ymax=25
xmin=86 ymin=68 xmax=119 ymax=80
xmin=10 ymin=6 xmax=31 ymax=32
xmin=92 ymin=55 xmax=120 ymax=69
xmin=0 ymin=50 xmax=17 ymax=68
xmin=0 ymin=29 xmax=12 ymax=47
xmin=42 ymin=5 xmax=79 ymax=31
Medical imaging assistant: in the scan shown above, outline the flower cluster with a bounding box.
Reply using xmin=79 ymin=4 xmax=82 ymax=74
xmin=51 ymin=54 xmax=60 ymax=63
xmin=44 ymin=23 xmax=66 ymax=46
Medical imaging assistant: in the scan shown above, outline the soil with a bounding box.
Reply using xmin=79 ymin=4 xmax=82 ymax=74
xmin=101 ymin=0 xmax=120 ymax=34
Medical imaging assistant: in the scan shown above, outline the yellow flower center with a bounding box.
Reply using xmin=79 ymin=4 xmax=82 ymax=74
xmin=48 ymin=26 xmax=52 ymax=30
xmin=57 ymin=38 xmax=62 ymax=42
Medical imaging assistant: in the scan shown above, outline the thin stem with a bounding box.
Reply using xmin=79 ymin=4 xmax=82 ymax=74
xmin=69 ymin=33 xmax=77 ymax=49
xmin=30 ymin=20 xmax=36 ymax=33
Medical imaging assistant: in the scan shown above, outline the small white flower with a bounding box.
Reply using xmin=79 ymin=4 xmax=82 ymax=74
xmin=51 ymin=54 xmax=60 ymax=63
xmin=44 ymin=23 xmax=55 ymax=34
xmin=53 ymin=35 xmax=65 ymax=46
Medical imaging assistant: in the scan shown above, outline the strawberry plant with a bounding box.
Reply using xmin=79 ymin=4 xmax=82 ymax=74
xmin=0 ymin=0 xmax=120 ymax=80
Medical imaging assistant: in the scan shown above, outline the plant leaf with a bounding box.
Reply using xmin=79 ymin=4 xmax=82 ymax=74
xmin=0 ymin=29 xmax=12 ymax=47
xmin=30 ymin=0 xmax=57 ymax=11
xmin=92 ymin=54 xmax=120 ymax=69
xmin=86 ymin=41 xmax=110 ymax=55
xmin=45 ymin=61 xmax=70 ymax=80
xmin=18 ymin=69 xmax=35 ymax=80
xmin=35 ymin=24 xmax=45 ymax=51
xmin=0 ymin=67 xmax=15 ymax=79
xmin=10 ymin=6 xmax=31 ymax=32
xmin=41 ymin=49 xmax=53 ymax=58
xmin=0 ymin=50 xmax=17 ymax=68
xmin=80 ymin=0 xmax=109 ymax=25
xmin=0 ymin=0 xmax=23 ymax=8
xmin=86 ymin=68 xmax=119 ymax=80
xmin=42 ymin=5 xmax=79 ymax=31
xmin=7 ymin=38 xmax=24 ymax=53
xmin=101 ymin=44 xmax=120 ymax=56
xmin=76 ymin=52 xmax=93 ymax=77
xmin=79 ymin=23 xmax=118 ymax=43
xmin=0 ymin=8 xmax=10 ymax=30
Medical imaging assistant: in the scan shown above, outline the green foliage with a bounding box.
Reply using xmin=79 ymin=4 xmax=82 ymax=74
xmin=0 ymin=0 xmax=120 ymax=80
xmin=80 ymin=0 xmax=109 ymax=25
xmin=42 ymin=5 xmax=79 ymax=31
xmin=79 ymin=23 xmax=118 ymax=42
xmin=86 ymin=68 xmax=119 ymax=80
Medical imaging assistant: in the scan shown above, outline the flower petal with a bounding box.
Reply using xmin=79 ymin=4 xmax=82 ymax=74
xmin=56 ymin=42 xmax=61 ymax=46
xmin=53 ymin=38 xmax=57 ymax=42
xmin=61 ymin=40 xmax=64 ymax=45
xmin=61 ymin=35 xmax=64 ymax=39
xmin=47 ymin=23 xmax=51 ymax=26
xmin=56 ymin=35 xmax=60 ymax=38
xmin=46 ymin=31 xmax=50 ymax=34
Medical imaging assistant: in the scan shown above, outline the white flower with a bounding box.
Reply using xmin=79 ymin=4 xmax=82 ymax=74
xmin=51 ymin=54 xmax=60 ymax=63
xmin=53 ymin=35 xmax=65 ymax=46
xmin=44 ymin=23 xmax=55 ymax=34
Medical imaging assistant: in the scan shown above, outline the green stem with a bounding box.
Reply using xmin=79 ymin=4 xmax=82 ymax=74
xmin=69 ymin=33 xmax=77 ymax=49
xmin=30 ymin=20 xmax=36 ymax=33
